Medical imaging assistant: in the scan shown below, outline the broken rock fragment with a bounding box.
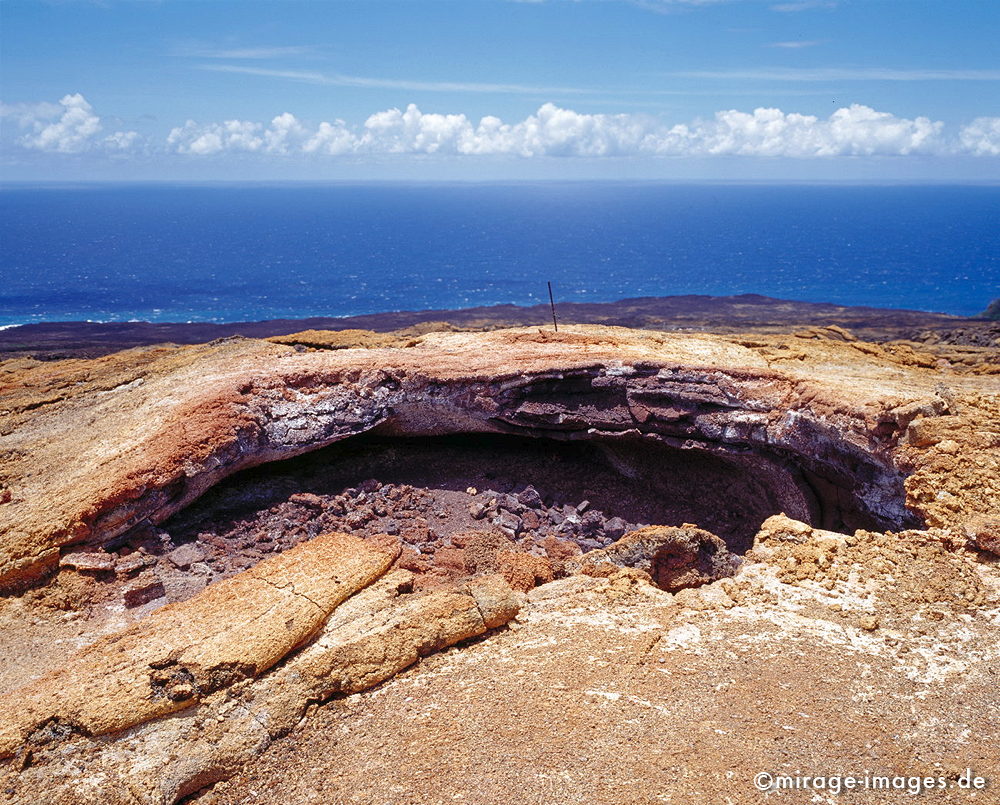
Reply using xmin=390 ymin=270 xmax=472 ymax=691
xmin=574 ymin=525 xmax=739 ymax=592
xmin=123 ymin=578 xmax=166 ymax=608
xmin=165 ymin=542 xmax=204 ymax=569
xmin=0 ymin=531 xmax=398 ymax=759
xmin=58 ymin=552 xmax=115 ymax=573
xmin=965 ymin=514 xmax=1000 ymax=556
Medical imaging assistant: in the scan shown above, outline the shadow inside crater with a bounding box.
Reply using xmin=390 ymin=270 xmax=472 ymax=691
xmin=162 ymin=430 xmax=897 ymax=559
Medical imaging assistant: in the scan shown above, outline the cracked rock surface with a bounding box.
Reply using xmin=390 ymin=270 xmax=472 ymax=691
xmin=0 ymin=532 xmax=397 ymax=759
xmin=1 ymin=324 xmax=998 ymax=803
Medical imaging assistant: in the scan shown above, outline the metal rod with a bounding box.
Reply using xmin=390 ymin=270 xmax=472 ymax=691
xmin=547 ymin=281 xmax=558 ymax=332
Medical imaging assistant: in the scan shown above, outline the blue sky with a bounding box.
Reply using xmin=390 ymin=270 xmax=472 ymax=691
xmin=1 ymin=0 xmax=998 ymax=180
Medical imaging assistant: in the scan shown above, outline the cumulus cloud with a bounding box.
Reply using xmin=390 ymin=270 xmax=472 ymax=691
xmin=167 ymin=114 xmax=314 ymax=155
xmin=19 ymin=93 xmax=101 ymax=153
xmin=2 ymin=93 xmax=139 ymax=154
xmin=5 ymin=95 xmax=998 ymax=161
xmin=303 ymin=119 xmax=355 ymax=156
xmin=167 ymin=102 xmax=955 ymax=159
xmin=686 ymin=105 xmax=944 ymax=156
xmin=958 ymin=117 xmax=1000 ymax=156
xmin=265 ymin=112 xmax=311 ymax=154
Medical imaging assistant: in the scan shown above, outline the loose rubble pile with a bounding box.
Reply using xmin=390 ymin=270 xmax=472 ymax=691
xmin=84 ymin=480 xmax=664 ymax=608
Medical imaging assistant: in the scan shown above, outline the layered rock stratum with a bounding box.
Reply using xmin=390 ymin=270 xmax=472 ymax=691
xmin=0 ymin=322 xmax=997 ymax=803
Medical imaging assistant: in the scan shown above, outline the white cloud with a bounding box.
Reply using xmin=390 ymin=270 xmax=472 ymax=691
xmin=20 ymin=93 xmax=101 ymax=153
xmin=331 ymin=103 xmax=660 ymax=157
xmin=167 ymin=121 xmax=218 ymax=155
xmin=265 ymin=112 xmax=310 ymax=154
xmin=167 ymin=119 xmax=261 ymax=155
xmin=166 ymin=102 xmax=962 ymax=159
xmin=304 ymin=119 xmax=355 ymax=156
xmin=692 ymin=105 xmax=943 ymax=156
xmin=360 ymin=106 xmax=474 ymax=154
xmin=959 ymin=117 xmax=1000 ymax=156
xmin=104 ymin=130 xmax=141 ymax=151
xmin=6 ymin=95 xmax=998 ymax=161
xmin=770 ymin=1 xmax=837 ymax=11
xmin=167 ymin=114 xmax=315 ymax=155
xmin=377 ymin=102 xmax=947 ymax=158
xmin=767 ymin=40 xmax=821 ymax=49
xmin=197 ymin=64 xmax=589 ymax=96
xmin=3 ymin=93 xmax=139 ymax=154
xmin=673 ymin=67 xmax=1000 ymax=81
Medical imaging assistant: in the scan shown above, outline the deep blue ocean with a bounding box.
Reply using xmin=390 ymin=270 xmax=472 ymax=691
xmin=1 ymin=183 xmax=997 ymax=327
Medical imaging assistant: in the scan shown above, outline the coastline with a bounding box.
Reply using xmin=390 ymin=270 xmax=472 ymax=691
xmin=1 ymin=293 xmax=996 ymax=360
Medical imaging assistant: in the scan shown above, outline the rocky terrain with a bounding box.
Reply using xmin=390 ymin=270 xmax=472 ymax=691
xmin=2 ymin=293 xmax=998 ymax=360
xmin=0 ymin=321 xmax=997 ymax=803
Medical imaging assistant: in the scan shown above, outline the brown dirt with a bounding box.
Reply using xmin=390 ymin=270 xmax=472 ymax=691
xmin=205 ymin=551 xmax=1000 ymax=805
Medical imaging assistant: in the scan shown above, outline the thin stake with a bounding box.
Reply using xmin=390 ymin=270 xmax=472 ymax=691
xmin=547 ymin=281 xmax=558 ymax=332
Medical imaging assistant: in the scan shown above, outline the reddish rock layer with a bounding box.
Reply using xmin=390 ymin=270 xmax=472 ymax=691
xmin=5 ymin=326 xmax=994 ymax=594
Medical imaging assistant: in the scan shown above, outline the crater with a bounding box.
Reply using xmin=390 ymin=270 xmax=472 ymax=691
xmin=149 ymin=426 xmax=909 ymax=589
xmin=64 ymin=362 xmax=921 ymax=602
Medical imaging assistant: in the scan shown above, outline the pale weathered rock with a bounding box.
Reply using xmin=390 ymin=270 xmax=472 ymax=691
xmin=750 ymin=513 xmax=848 ymax=560
xmin=1 ymin=571 xmax=522 ymax=804
xmin=748 ymin=514 xmax=988 ymax=612
xmin=0 ymin=531 xmax=397 ymax=759
xmin=165 ymin=543 xmax=204 ymax=569
xmin=59 ymin=552 xmax=114 ymax=573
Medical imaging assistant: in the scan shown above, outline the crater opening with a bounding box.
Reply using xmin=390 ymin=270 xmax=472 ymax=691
xmin=146 ymin=427 xmax=906 ymax=589
xmin=80 ymin=363 xmax=923 ymax=602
